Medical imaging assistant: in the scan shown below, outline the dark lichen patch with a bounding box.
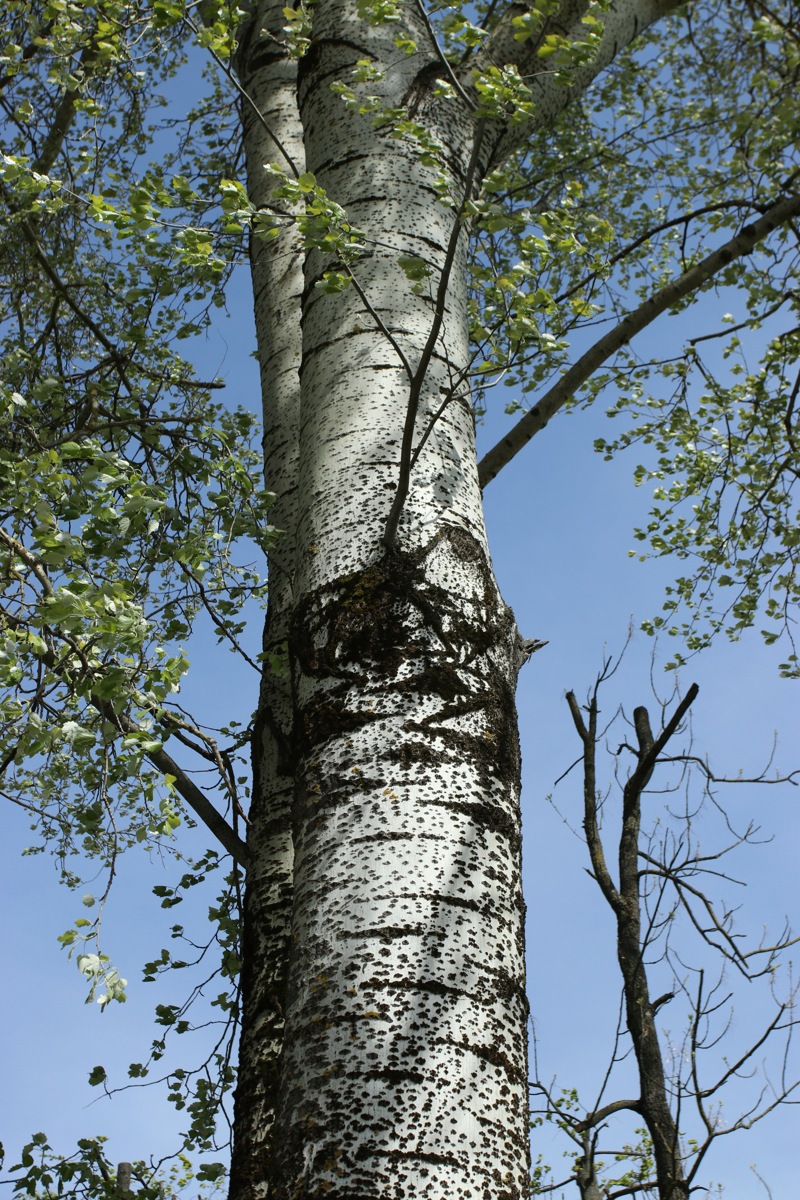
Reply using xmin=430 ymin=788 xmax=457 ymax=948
xmin=391 ymin=660 xmax=464 ymax=702
xmin=492 ymin=968 xmax=529 ymax=1009
xmin=328 ymin=560 xmax=414 ymax=668
xmin=404 ymin=718 xmax=520 ymax=807
xmin=270 ymin=526 xmax=529 ymax=1197
xmin=338 ymin=925 xmax=428 ymax=941
xmin=420 ymin=796 xmax=519 ymax=844
xmin=291 ymin=549 xmax=439 ymax=680
xmin=349 ymin=829 xmax=416 ymax=844
xmin=428 ymin=893 xmax=483 ymax=914
xmin=362 ymin=1066 xmax=425 ymax=1086
xmin=290 ymin=526 xmax=522 ymax=806
xmin=291 ymin=524 xmax=513 ymax=680
xmin=371 ymin=1146 xmax=461 ymax=1167
xmin=450 ymin=1037 xmax=528 ymax=1086
xmin=364 ymin=976 xmax=466 ymax=1000
xmin=386 ymin=739 xmax=443 ymax=768
xmin=299 ymin=690 xmax=384 ymax=752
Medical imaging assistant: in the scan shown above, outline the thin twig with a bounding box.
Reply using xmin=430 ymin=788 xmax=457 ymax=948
xmin=414 ymin=0 xmax=477 ymax=112
xmin=184 ymin=11 xmax=300 ymax=179
xmin=345 ymin=267 xmax=414 ymax=379
xmin=383 ymin=122 xmax=486 ymax=547
xmin=18 ymin=217 xmax=135 ymax=393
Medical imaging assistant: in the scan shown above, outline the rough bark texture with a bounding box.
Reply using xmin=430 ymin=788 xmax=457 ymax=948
xmin=228 ymin=2 xmax=683 ymax=1196
xmin=272 ymin=527 xmax=528 ymax=1198
xmin=230 ymin=3 xmax=306 ymax=1194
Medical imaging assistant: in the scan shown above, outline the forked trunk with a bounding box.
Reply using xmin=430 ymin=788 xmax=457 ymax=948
xmin=230 ymin=3 xmax=530 ymax=1196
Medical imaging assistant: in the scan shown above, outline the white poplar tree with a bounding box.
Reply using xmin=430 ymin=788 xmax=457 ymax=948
xmin=1 ymin=2 xmax=798 ymax=1199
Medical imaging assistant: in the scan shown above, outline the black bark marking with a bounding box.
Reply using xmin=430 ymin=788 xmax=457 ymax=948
xmin=270 ymin=527 xmax=528 ymax=1197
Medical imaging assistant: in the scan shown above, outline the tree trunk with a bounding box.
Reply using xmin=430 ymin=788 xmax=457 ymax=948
xmin=617 ymin=705 xmax=688 ymax=1200
xmin=229 ymin=3 xmax=306 ymax=1194
xmin=228 ymin=1 xmax=682 ymax=1195
xmin=231 ymin=4 xmax=529 ymax=1197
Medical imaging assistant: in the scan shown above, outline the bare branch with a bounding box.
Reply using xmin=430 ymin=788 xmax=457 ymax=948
xmin=554 ymin=663 xmax=798 ymax=1200
xmin=566 ymin=686 xmax=622 ymax=914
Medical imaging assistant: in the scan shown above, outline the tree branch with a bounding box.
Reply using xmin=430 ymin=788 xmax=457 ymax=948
xmin=576 ymin=1096 xmax=643 ymax=1132
xmin=0 ymin=593 xmax=248 ymax=867
xmin=566 ymin=686 xmax=622 ymax=914
xmin=18 ymin=216 xmax=135 ymax=394
xmin=109 ymin=708 xmax=249 ymax=868
xmin=465 ymin=0 xmax=683 ymax=168
xmin=478 ymin=192 xmax=800 ymax=487
xmin=624 ymin=683 xmax=699 ymax=800
xmin=0 ymin=526 xmax=54 ymax=596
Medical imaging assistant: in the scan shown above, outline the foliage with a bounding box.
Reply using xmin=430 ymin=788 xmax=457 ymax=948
xmin=1 ymin=1 xmax=267 ymax=1180
xmin=463 ymin=1 xmax=800 ymax=669
xmin=2 ymin=1134 xmax=226 ymax=1199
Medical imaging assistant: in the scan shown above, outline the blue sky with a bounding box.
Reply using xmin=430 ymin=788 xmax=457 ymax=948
xmin=2 ymin=253 xmax=798 ymax=1199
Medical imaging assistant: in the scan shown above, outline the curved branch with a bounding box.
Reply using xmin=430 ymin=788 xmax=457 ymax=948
xmin=478 ymin=192 xmax=800 ymax=487
xmin=576 ymin=1097 xmax=643 ymax=1132
xmin=0 ymin=526 xmax=54 ymax=596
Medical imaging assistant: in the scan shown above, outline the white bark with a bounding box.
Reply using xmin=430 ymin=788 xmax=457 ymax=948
xmin=230 ymin=2 xmax=683 ymax=1196
xmin=230 ymin=4 xmax=306 ymax=1193
xmin=290 ymin=2 xmax=480 ymax=587
xmin=247 ymin=8 xmax=530 ymax=1194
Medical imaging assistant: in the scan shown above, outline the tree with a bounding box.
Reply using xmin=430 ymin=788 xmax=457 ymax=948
xmin=1 ymin=2 xmax=798 ymax=1198
xmin=528 ymin=662 xmax=798 ymax=1200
